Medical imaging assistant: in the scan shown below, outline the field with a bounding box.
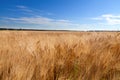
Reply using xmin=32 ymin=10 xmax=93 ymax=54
xmin=0 ymin=31 xmax=120 ymax=80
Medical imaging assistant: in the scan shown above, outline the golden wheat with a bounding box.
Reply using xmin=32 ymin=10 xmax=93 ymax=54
xmin=0 ymin=31 xmax=120 ymax=80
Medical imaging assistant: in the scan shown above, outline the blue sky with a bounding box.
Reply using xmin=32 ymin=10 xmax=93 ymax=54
xmin=0 ymin=0 xmax=120 ymax=30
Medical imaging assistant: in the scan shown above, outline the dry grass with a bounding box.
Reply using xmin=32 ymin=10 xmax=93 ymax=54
xmin=0 ymin=31 xmax=120 ymax=80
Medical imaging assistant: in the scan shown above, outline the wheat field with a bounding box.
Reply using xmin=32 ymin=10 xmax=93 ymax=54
xmin=0 ymin=31 xmax=120 ymax=80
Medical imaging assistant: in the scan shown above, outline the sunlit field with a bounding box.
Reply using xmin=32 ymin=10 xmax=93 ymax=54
xmin=0 ymin=31 xmax=120 ymax=80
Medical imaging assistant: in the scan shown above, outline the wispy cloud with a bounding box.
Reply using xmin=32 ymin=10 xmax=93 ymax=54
xmin=16 ymin=5 xmax=53 ymax=16
xmin=92 ymin=14 xmax=120 ymax=25
xmin=1 ymin=5 xmax=81 ymax=28
xmin=4 ymin=16 xmax=80 ymax=27
xmin=16 ymin=5 xmax=27 ymax=9
xmin=16 ymin=5 xmax=33 ymax=12
xmin=2 ymin=5 xmax=120 ymax=30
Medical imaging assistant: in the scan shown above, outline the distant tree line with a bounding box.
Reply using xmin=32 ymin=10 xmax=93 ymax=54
xmin=0 ymin=28 xmax=120 ymax=32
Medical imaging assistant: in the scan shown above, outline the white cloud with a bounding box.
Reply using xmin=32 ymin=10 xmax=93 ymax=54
xmin=15 ymin=5 xmax=54 ymax=16
xmin=6 ymin=17 xmax=53 ymax=24
xmin=92 ymin=14 xmax=120 ymax=25
xmin=1 ymin=5 xmax=82 ymax=28
xmin=16 ymin=5 xmax=33 ymax=12
xmin=4 ymin=16 xmax=80 ymax=27
xmin=16 ymin=5 xmax=27 ymax=9
xmin=3 ymin=5 xmax=120 ymax=30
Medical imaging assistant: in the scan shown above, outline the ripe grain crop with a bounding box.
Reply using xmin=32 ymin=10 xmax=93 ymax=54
xmin=0 ymin=31 xmax=120 ymax=80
